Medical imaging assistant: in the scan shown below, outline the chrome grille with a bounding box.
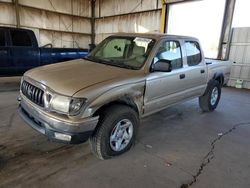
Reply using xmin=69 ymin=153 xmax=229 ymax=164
xmin=21 ymin=80 xmax=44 ymax=107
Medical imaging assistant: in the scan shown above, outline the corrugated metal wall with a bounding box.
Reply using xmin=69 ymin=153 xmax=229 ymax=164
xmin=95 ymin=0 xmax=162 ymax=44
xmin=0 ymin=0 xmax=91 ymax=48
xmin=228 ymin=27 xmax=250 ymax=89
xmin=0 ymin=0 xmax=186 ymax=47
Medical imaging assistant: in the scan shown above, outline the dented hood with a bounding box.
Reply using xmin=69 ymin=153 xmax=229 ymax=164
xmin=24 ymin=59 xmax=138 ymax=96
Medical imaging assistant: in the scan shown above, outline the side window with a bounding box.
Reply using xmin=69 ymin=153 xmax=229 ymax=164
xmin=185 ymin=41 xmax=202 ymax=66
xmin=10 ymin=30 xmax=32 ymax=47
xmin=0 ymin=30 xmax=5 ymax=46
xmin=154 ymin=41 xmax=183 ymax=70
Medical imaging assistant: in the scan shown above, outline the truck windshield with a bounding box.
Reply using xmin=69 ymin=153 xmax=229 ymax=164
xmin=86 ymin=36 xmax=155 ymax=70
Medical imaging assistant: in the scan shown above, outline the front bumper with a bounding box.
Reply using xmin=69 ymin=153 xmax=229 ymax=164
xmin=18 ymin=97 xmax=99 ymax=144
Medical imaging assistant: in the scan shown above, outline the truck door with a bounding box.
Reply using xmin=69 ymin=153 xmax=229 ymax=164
xmin=182 ymin=41 xmax=207 ymax=98
xmin=0 ymin=29 xmax=13 ymax=75
xmin=144 ymin=40 xmax=188 ymax=115
xmin=9 ymin=29 xmax=39 ymax=75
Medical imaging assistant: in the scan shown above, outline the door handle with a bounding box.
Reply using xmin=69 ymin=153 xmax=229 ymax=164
xmin=0 ymin=50 xmax=7 ymax=55
xmin=200 ymin=69 xmax=205 ymax=74
xmin=179 ymin=74 xmax=185 ymax=79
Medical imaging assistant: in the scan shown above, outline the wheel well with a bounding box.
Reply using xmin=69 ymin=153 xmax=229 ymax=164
xmin=93 ymin=98 xmax=139 ymax=117
xmin=214 ymin=74 xmax=224 ymax=86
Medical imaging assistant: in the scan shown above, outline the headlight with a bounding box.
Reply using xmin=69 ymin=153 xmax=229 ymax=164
xmin=50 ymin=94 xmax=71 ymax=114
xmin=45 ymin=90 xmax=86 ymax=116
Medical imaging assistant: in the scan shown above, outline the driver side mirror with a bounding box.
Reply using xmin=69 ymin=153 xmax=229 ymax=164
xmin=152 ymin=59 xmax=172 ymax=72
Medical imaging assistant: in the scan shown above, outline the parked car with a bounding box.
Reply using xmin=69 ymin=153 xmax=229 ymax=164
xmin=18 ymin=33 xmax=231 ymax=159
xmin=0 ymin=27 xmax=88 ymax=76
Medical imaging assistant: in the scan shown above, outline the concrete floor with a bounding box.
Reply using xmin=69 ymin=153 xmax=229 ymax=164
xmin=0 ymin=80 xmax=250 ymax=188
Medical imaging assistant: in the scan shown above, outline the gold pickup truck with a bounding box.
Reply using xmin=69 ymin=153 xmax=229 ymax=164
xmin=18 ymin=33 xmax=231 ymax=159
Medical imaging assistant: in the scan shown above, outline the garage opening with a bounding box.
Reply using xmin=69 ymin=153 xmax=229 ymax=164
xmin=232 ymin=0 xmax=250 ymax=27
xmin=167 ymin=0 xmax=226 ymax=58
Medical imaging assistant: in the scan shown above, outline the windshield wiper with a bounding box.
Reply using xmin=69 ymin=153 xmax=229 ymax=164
xmin=115 ymin=63 xmax=138 ymax=70
xmin=101 ymin=59 xmax=138 ymax=70
xmin=84 ymin=56 xmax=102 ymax=63
xmin=84 ymin=57 xmax=137 ymax=70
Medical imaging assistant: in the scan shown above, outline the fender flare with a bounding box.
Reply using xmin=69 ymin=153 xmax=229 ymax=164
xmin=93 ymin=95 xmax=141 ymax=117
xmin=212 ymin=72 xmax=224 ymax=86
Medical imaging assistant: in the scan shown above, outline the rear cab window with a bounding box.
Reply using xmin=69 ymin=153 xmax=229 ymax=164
xmin=0 ymin=30 xmax=5 ymax=46
xmin=185 ymin=41 xmax=202 ymax=66
xmin=10 ymin=30 xmax=32 ymax=47
xmin=153 ymin=40 xmax=183 ymax=70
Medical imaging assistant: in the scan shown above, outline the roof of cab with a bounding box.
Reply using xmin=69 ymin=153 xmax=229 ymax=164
xmin=111 ymin=32 xmax=198 ymax=41
xmin=0 ymin=26 xmax=32 ymax=32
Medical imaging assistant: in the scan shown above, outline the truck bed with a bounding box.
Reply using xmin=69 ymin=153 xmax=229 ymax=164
xmin=40 ymin=48 xmax=88 ymax=66
xmin=205 ymin=58 xmax=231 ymax=85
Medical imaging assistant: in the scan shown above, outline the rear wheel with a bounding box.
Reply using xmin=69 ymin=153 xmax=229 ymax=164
xmin=89 ymin=104 xmax=139 ymax=160
xmin=199 ymin=80 xmax=221 ymax=112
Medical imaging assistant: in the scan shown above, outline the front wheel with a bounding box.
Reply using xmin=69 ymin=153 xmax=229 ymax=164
xmin=89 ymin=105 xmax=139 ymax=160
xmin=199 ymin=80 xmax=221 ymax=112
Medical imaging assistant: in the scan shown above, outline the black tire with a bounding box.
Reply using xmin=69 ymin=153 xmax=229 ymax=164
xmin=89 ymin=104 xmax=139 ymax=160
xmin=199 ymin=80 xmax=221 ymax=112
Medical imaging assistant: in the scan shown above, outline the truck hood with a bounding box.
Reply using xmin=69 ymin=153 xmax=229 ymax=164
xmin=25 ymin=59 xmax=140 ymax=96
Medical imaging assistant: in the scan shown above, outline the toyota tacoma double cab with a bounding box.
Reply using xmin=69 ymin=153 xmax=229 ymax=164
xmin=18 ymin=33 xmax=231 ymax=159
